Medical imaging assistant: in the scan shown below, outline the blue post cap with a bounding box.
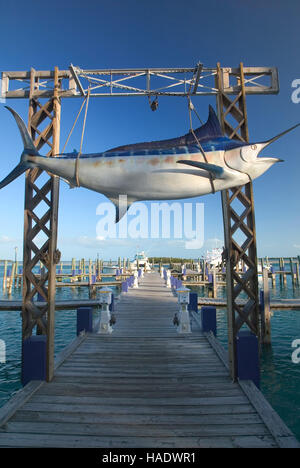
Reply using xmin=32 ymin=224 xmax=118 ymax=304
xmin=188 ymin=292 xmax=198 ymax=313
xmin=77 ymin=307 xmax=93 ymax=336
xmin=201 ymin=306 xmax=217 ymax=336
xmin=236 ymin=330 xmax=260 ymax=388
xmin=22 ymin=335 xmax=47 ymax=386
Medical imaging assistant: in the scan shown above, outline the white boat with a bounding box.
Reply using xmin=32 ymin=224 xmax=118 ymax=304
xmin=204 ymin=248 xmax=223 ymax=267
xmin=130 ymin=251 xmax=151 ymax=272
xmin=104 ymin=265 xmax=119 ymax=274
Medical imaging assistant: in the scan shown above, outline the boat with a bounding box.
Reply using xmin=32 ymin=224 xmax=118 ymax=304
xmin=204 ymin=248 xmax=223 ymax=267
xmin=104 ymin=265 xmax=119 ymax=274
xmin=130 ymin=251 xmax=151 ymax=272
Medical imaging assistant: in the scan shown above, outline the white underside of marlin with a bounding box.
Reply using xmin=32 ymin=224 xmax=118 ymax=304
xmin=1 ymin=105 xmax=299 ymax=221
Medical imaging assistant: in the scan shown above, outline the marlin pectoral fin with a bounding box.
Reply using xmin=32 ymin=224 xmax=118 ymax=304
xmin=177 ymin=160 xmax=225 ymax=179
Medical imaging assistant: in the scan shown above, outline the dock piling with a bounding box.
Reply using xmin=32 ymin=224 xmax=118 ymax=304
xmin=261 ymin=267 xmax=272 ymax=344
xmin=22 ymin=335 xmax=47 ymax=386
xmin=236 ymin=330 xmax=260 ymax=388
xmin=77 ymin=307 xmax=93 ymax=336
xmin=200 ymin=306 xmax=217 ymax=336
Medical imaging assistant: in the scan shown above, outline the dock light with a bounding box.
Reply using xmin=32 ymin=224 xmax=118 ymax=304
xmin=166 ymin=269 xmax=171 ymax=288
xmin=176 ymin=287 xmax=190 ymax=304
xmin=175 ymin=287 xmax=191 ymax=334
xmin=98 ymin=287 xmax=113 ymax=334
xmin=133 ymin=270 xmax=139 ymax=288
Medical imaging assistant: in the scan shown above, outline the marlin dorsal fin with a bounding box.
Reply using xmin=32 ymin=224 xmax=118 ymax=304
xmin=187 ymin=105 xmax=223 ymax=143
xmin=106 ymin=105 xmax=223 ymax=153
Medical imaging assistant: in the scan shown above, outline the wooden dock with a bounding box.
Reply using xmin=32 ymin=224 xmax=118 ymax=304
xmin=0 ymin=272 xmax=299 ymax=448
xmin=0 ymin=294 xmax=300 ymax=312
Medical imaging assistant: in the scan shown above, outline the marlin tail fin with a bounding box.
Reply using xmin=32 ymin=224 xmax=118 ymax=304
xmin=0 ymin=106 xmax=39 ymax=190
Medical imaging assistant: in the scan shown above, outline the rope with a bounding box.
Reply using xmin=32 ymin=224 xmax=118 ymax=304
xmin=61 ymin=98 xmax=87 ymax=155
xmin=75 ymin=87 xmax=91 ymax=187
xmin=187 ymin=96 xmax=216 ymax=194
xmin=188 ymin=98 xmax=204 ymax=125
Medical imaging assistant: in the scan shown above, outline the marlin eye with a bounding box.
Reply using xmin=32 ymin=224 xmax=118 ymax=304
xmin=240 ymin=146 xmax=256 ymax=163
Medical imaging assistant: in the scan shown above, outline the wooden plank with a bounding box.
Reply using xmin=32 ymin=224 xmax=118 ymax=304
xmin=239 ymin=380 xmax=300 ymax=448
xmin=13 ymin=410 xmax=262 ymax=425
xmin=31 ymin=389 xmax=251 ymax=405
xmin=206 ymin=329 xmax=300 ymax=448
xmin=1 ymin=421 xmax=269 ymax=437
xmin=54 ymin=333 xmax=87 ymax=371
xmin=20 ymin=400 xmax=257 ymax=416
xmin=0 ymin=432 xmax=277 ymax=448
xmin=0 ymin=381 xmax=44 ymax=428
xmin=1 ymin=272 xmax=296 ymax=448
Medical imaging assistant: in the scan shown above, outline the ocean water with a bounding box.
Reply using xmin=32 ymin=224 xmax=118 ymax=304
xmin=0 ymin=263 xmax=299 ymax=443
xmin=188 ymin=269 xmax=300 ymax=442
xmin=0 ymin=265 xmax=119 ymax=408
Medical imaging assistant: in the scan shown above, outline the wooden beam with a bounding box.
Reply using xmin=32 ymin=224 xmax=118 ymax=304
xmin=46 ymin=66 xmax=61 ymax=382
xmin=216 ymin=62 xmax=260 ymax=382
xmin=2 ymin=66 xmax=279 ymax=99
xmin=21 ymin=68 xmax=61 ymax=383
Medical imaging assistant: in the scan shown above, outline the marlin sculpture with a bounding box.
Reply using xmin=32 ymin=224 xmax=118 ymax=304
xmin=0 ymin=105 xmax=299 ymax=222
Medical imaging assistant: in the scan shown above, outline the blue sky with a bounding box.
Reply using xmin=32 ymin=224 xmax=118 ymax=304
xmin=0 ymin=0 xmax=299 ymax=260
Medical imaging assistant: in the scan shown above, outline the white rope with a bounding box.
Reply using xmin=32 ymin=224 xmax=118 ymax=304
xmin=75 ymin=87 xmax=91 ymax=187
xmin=187 ymin=94 xmax=216 ymax=194
xmin=61 ymin=98 xmax=87 ymax=155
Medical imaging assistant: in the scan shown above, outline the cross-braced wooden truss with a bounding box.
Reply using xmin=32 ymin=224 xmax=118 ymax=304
xmin=2 ymin=65 xmax=279 ymax=98
xmin=216 ymin=63 xmax=260 ymax=381
xmin=1 ymin=63 xmax=279 ymax=382
xmin=22 ymin=67 xmax=61 ymax=381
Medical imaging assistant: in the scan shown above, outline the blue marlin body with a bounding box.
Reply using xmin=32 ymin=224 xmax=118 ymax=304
xmin=0 ymin=105 xmax=298 ymax=221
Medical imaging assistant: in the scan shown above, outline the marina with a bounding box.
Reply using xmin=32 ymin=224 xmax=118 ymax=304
xmin=0 ymin=272 xmax=298 ymax=448
xmin=2 ymin=256 xmax=300 ymax=297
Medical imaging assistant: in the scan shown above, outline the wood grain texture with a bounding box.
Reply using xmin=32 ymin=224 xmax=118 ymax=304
xmin=0 ymin=272 xmax=298 ymax=447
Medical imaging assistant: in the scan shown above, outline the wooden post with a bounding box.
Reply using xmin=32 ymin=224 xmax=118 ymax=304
xmin=71 ymin=258 xmax=76 ymax=276
xmin=216 ymin=62 xmax=260 ymax=382
xmin=213 ymin=268 xmax=217 ymax=298
xmin=2 ymin=260 xmax=7 ymax=290
xmin=21 ymin=67 xmax=61 ymax=383
xmin=46 ymin=66 xmax=61 ymax=382
xmin=289 ymin=258 xmax=295 ymax=288
xmin=295 ymin=258 xmax=300 ymax=285
xmin=14 ymin=261 xmax=18 ymax=287
xmin=282 ymin=258 xmax=287 ymax=286
xmin=88 ymin=259 xmax=92 ymax=284
xmin=261 ymin=267 xmax=271 ymax=345
xmin=8 ymin=262 xmax=16 ymax=295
